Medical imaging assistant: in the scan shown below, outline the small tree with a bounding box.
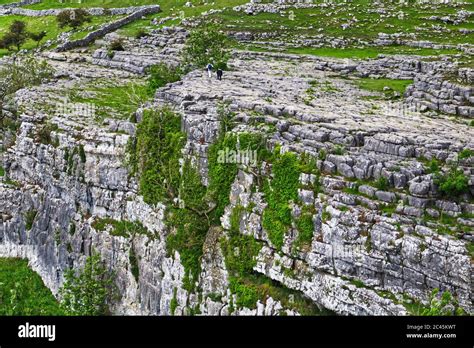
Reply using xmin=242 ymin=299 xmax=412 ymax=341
xmin=29 ymin=30 xmax=47 ymax=48
xmin=59 ymin=254 xmax=117 ymax=316
xmin=57 ymin=9 xmax=91 ymax=29
xmin=0 ymin=20 xmax=28 ymax=52
xmin=182 ymin=23 xmax=231 ymax=71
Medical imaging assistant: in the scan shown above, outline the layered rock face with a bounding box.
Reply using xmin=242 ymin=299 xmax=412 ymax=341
xmin=0 ymin=31 xmax=473 ymax=316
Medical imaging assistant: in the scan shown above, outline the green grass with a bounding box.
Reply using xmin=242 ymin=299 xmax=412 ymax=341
xmin=91 ymin=218 xmax=153 ymax=238
xmin=228 ymin=273 xmax=334 ymax=315
xmin=69 ymin=80 xmax=149 ymax=121
xmin=0 ymin=14 xmax=120 ymax=56
xmin=285 ymin=46 xmax=460 ymax=59
xmin=118 ymin=0 xmax=249 ymax=37
xmin=0 ymin=258 xmax=63 ymax=315
xmin=209 ymin=0 xmax=474 ymax=45
xmin=25 ymin=0 xmax=159 ymax=9
xmin=0 ymin=166 xmax=4 ymax=177
xmin=355 ymin=77 xmax=414 ymax=95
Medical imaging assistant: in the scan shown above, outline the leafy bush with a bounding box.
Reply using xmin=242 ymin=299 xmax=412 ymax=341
xmin=29 ymin=30 xmax=47 ymax=48
xmin=421 ymin=289 xmax=465 ymax=316
xmin=146 ymin=63 xmax=182 ymax=96
xmin=56 ymin=9 xmax=91 ymax=29
xmin=435 ymin=167 xmax=469 ymax=198
xmin=182 ymin=24 xmax=231 ymax=70
xmin=374 ymin=176 xmax=389 ymax=191
xmin=127 ymin=107 xmax=186 ymax=204
xmin=458 ymin=148 xmax=474 ymax=160
xmin=108 ymin=39 xmax=125 ymax=52
xmin=35 ymin=122 xmax=59 ymax=146
xmin=0 ymin=56 xmax=53 ymax=113
xmin=60 ymin=254 xmax=117 ymax=316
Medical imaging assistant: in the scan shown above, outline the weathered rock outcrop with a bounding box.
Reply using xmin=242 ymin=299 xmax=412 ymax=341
xmin=1 ymin=30 xmax=472 ymax=316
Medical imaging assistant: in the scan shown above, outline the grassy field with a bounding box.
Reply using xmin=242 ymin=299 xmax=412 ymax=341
xmin=207 ymin=0 xmax=474 ymax=45
xmin=355 ymin=77 xmax=414 ymax=95
xmin=241 ymin=44 xmax=461 ymax=59
xmin=118 ymin=0 xmax=249 ymax=36
xmin=0 ymin=258 xmax=63 ymax=315
xmin=0 ymin=14 xmax=122 ymax=56
xmin=25 ymin=0 xmax=160 ymax=9
xmin=0 ymin=15 xmax=114 ymax=52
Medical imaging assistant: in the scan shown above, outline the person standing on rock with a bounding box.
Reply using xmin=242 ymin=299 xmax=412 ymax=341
xmin=216 ymin=68 xmax=223 ymax=81
xmin=206 ymin=63 xmax=214 ymax=79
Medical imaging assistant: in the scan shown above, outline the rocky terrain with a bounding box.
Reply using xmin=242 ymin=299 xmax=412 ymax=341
xmin=0 ymin=0 xmax=473 ymax=316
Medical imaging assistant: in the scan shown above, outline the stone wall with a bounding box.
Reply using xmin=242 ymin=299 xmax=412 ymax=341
xmin=0 ymin=4 xmax=160 ymax=16
xmin=0 ymin=0 xmax=40 ymax=9
xmin=56 ymin=5 xmax=161 ymax=52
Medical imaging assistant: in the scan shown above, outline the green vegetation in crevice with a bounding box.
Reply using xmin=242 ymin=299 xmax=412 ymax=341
xmin=221 ymin=205 xmax=262 ymax=278
xmin=170 ymin=288 xmax=178 ymax=315
xmin=228 ymin=273 xmax=334 ymax=315
xmin=24 ymin=210 xmax=37 ymax=231
xmin=91 ymin=217 xmax=153 ymax=239
xmin=35 ymin=122 xmax=60 ymax=147
xmin=262 ymin=151 xmax=300 ymax=249
xmin=0 ymin=258 xmax=63 ymax=315
xmin=262 ymin=150 xmax=320 ymax=250
xmin=69 ymin=81 xmax=149 ymax=122
xmin=294 ymin=204 xmax=316 ymax=249
xmin=208 ymin=129 xmax=270 ymax=223
xmin=129 ymin=246 xmax=139 ymax=282
xmin=146 ymin=63 xmax=183 ymax=96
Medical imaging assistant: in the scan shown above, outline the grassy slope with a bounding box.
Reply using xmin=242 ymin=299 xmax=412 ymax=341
xmin=0 ymin=258 xmax=63 ymax=315
xmin=25 ymin=0 xmax=159 ymax=9
xmin=208 ymin=0 xmax=474 ymax=45
xmin=0 ymin=14 xmax=121 ymax=56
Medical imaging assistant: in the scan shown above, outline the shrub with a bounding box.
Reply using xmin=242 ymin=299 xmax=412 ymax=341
xmin=35 ymin=122 xmax=59 ymax=146
xmin=146 ymin=63 xmax=182 ymax=96
xmin=421 ymin=289 xmax=465 ymax=316
xmin=0 ymin=20 xmax=28 ymax=52
xmin=108 ymin=39 xmax=125 ymax=52
xmin=135 ymin=29 xmax=148 ymax=39
xmin=182 ymin=24 xmax=231 ymax=70
xmin=435 ymin=167 xmax=469 ymax=198
xmin=374 ymin=176 xmax=389 ymax=191
xmin=458 ymin=148 xmax=474 ymax=160
xmin=0 ymin=56 xmax=53 ymax=111
xmin=29 ymin=30 xmax=47 ymax=48
xmin=129 ymin=247 xmax=139 ymax=282
xmin=57 ymin=9 xmax=91 ymax=29
xmin=60 ymin=254 xmax=117 ymax=316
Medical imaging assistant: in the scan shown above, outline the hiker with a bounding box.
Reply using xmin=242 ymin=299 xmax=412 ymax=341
xmin=216 ymin=68 xmax=223 ymax=81
xmin=206 ymin=63 xmax=214 ymax=78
